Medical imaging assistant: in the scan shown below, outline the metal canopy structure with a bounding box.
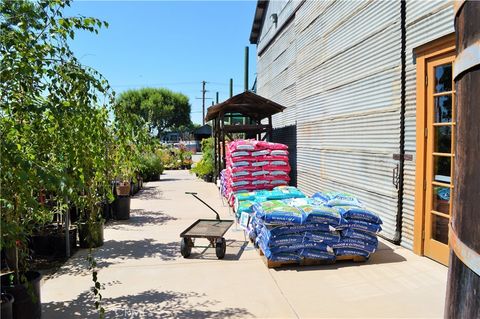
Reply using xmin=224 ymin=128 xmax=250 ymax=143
xmin=205 ymin=91 xmax=286 ymax=179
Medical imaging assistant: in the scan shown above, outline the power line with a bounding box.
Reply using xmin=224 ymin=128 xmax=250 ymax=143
xmin=110 ymin=81 xmax=200 ymax=88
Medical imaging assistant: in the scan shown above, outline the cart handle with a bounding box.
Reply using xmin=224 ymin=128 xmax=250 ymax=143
xmin=185 ymin=192 xmax=220 ymax=220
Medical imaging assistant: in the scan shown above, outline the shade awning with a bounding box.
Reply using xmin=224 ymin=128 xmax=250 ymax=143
xmin=205 ymin=91 xmax=285 ymax=122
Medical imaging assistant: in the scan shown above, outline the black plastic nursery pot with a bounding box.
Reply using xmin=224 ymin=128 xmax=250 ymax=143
xmin=78 ymin=220 xmax=104 ymax=248
xmin=113 ymin=196 xmax=130 ymax=220
xmin=1 ymin=293 xmax=14 ymax=319
xmin=1 ymin=271 xmax=42 ymax=319
xmin=202 ymin=174 xmax=213 ymax=183
xmin=30 ymin=226 xmax=77 ymax=257
xmin=101 ymin=200 xmax=112 ymax=222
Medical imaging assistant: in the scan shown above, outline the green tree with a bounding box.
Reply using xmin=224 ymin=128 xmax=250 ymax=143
xmin=0 ymin=1 xmax=133 ymax=316
xmin=115 ymin=87 xmax=192 ymax=137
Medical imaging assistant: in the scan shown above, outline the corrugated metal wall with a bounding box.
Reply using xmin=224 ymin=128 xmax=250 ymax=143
xmin=293 ymin=0 xmax=402 ymax=241
xmin=257 ymin=20 xmax=297 ymax=127
xmin=272 ymin=125 xmax=297 ymax=186
xmin=402 ymin=0 xmax=454 ymax=249
xmin=255 ymin=0 xmax=454 ymax=248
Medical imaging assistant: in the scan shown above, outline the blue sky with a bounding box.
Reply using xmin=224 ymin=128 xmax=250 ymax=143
xmin=65 ymin=1 xmax=258 ymax=124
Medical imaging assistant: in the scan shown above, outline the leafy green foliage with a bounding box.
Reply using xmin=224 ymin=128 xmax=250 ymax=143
xmin=0 ymin=1 xmax=151 ymax=317
xmin=115 ymin=88 xmax=192 ymax=137
xmin=139 ymin=151 xmax=164 ymax=182
xmin=191 ymin=138 xmax=214 ymax=178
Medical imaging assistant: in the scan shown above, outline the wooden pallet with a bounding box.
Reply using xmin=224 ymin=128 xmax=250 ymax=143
xmin=257 ymin=246 xmax=367 ymax=269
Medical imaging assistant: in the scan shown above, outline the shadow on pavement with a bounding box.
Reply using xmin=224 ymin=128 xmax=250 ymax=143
xmin=107 ymin=209 xmax=177 ymax=230
xmin=134 ymin=186 xmax=165 ymax=200
xmin=42 ymin=288 xmax=252 ymax=318
xmin=45 ymin=238 xmax=180 ymax=279
xmin=274 ymin=241 xmax=408 ymax=272
xmin=188 ymin=240 xmax=248 ymax=261
xmin=94 ymin=238 xmax=180 ymax=262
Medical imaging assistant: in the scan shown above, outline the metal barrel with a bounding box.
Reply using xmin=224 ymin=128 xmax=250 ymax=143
xmin=445 ymin=1 xmax=480 ymax=318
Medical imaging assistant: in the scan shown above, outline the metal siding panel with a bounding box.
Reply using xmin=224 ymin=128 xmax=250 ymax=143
xmin=257 ymin=0 xmax=454 ymax=247
xmin=258 ymin=18 xmax=297 ymax=128
xmin=272 ymin=125 xmax=297 ymax=186
xmin=296 ymin=150 xmax=398 ymax=241
xmin=258 ymin=0 xmax=303 ymax=53
xmin=401 ymin=1 xmax=454 ymax=250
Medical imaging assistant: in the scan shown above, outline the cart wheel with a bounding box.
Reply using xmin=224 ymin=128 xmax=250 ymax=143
xmin=180 ymin=238 xmax=192 ymax=258
xmin=215 ymin=237 xmax=226 ymax=259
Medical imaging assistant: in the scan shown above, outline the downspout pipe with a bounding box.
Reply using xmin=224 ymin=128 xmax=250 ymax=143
xmin=392 ymin=0 xmax=407 ymax=245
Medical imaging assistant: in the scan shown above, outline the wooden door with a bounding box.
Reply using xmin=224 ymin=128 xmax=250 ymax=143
xmin=423 ymin=53 xmax=455 ymax=265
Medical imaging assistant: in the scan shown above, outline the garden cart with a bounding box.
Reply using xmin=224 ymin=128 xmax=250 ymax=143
xmin=180 ymin=192 xmax=233 ymax=259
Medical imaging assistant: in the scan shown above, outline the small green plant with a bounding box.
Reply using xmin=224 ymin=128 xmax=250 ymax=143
xmin=191 ymin=138 xmax=214 ymax=179
xmin=139 ymin=151 xmax=164 ymax=181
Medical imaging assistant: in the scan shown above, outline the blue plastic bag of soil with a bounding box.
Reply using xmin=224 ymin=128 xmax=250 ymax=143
xmin=272 ymin=186 xmax=306 ymax=199
xmin=269 ymin=241 xmax=332 ymax=254
xmin=300 ymin=249 xmax=336 ymax=260
xmin=257 ymin=239 xmax=301 ymax=261
xmin=332 ymin=238 xmax=377 ymax=253
xmin=253 ymin=200 xmax=306 ymax=225
xmin=341 ymin=228 xmax=379 ymax=245
xmin=304 ymin=231 xmax=341 ymax=244
xmin=267 ymin=223 xmax=335 ymax=237
xmin=235 ymin=200 xmax=255 ymax=215
xmin=311 ymin=191 xmax=332 ymax=203
xmin=339 ymin=220 xmax=382 ymax=234
xmin=259 ymin=228 xmax=305 ymax=247
xmin=299 ymin=204 xmax=345 ymax=226
xmin=235 ymin=191 xmax=257 ymax=202
xmin=335 ymin=248 xmax=370 ymax=258
xmin=339 ymin=206 xmax=382 ymax=224
xmin=327 ymin=195 xmax=362 ymax=208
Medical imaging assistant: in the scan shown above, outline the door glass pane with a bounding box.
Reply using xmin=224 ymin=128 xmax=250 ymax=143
xmin=434 ymin=156 xmax=451 ymax=183
xmin=435 ymin=64 xmax=452 ymax=93
xmin=434 ymin=126 xmax=452 ymax=153
xmin=435 ymin=95 xmax=452 ymax=123
xmin=431 ymin=214 xmax=449 ymax=244
xmin=433 ymin=186 xmax=450 ymax=214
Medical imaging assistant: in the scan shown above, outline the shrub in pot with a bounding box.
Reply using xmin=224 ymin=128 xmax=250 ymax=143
xmin=190 ymin=138 xmax=214 ymax=181
xmin=139 ymin=152 xmax=164 ymax=182
xmin=30 ymin=224 xmax=77 ymax=257
xmin=1 ymin=272 xmax=41 ymax=319
xmin=77 ymin=199 xmax=105 ymax=249
xmin=1 ymin=293 xmax=14 ymax=319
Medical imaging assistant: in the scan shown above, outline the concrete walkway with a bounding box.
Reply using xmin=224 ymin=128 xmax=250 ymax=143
xmin=41 ymin=170 xmax=448 ymax=318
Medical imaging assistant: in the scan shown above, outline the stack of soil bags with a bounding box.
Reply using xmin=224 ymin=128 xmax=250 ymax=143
xmin=312 ymin=192 xmax=382 ymax=259
xmin=250 ymin=191 xmax=382 ymax=263
xmin=234 ymin=186 xmax=306 ymax=219
xmin=251 ymin=197 xmax=341 ymax=262
xmin=223 ymin=140 xmax=291 ymax=205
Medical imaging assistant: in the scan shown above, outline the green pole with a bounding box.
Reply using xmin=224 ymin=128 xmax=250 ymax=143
xmin=244 ymin=46 xmax=249 ymax=91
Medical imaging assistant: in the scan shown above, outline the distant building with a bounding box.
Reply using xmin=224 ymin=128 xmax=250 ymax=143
xmin=250 ymin=0 xmax=455 ymax=265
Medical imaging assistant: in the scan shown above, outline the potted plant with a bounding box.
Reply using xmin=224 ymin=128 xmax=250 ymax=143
xmin=1 ymin=293 xmax=14 ymax=319
xmin=139 ymin=151 xmax=164 ymax=182
xmin=190 ymin=137 xmax=214 ymax=182
xmin=77 ymin=196 xmax=105 ymax=249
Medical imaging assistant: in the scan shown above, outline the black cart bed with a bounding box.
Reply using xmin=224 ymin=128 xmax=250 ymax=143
xmin=180 ymin=219 xmax=233 ymax=239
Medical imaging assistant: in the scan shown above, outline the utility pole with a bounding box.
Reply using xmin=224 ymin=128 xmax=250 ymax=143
xmin=196 ymin=81 xmax=212 ymax=125
xmin=202 ymin=80 xmax=206 ymax=125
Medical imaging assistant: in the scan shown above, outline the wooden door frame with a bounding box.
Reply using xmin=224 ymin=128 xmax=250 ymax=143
xmin=413 ymin=33 xmax=455 ymax=256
